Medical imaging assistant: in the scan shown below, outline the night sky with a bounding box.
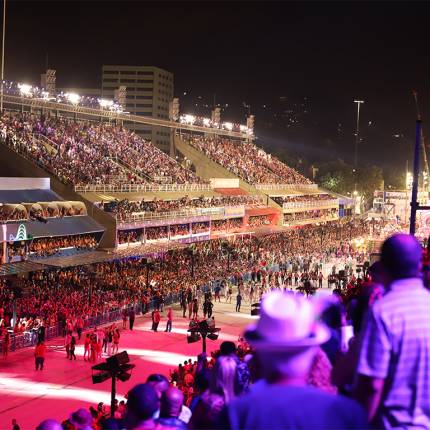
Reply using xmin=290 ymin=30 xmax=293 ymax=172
xmin=5 ymin=1 xmax=430 ymax=170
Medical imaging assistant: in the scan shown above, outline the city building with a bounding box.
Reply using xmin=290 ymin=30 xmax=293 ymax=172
xmin=101 ymin=65 xmax=174 ymax=152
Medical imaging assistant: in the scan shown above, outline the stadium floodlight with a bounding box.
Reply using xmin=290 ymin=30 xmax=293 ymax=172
xmin=223 ymin=122 xmax=233 ymax=131
xmin=66 ymin=92 xmax=80 ymax=105
xmin=184 ymin=114 xmax=195 ymax=124
xmin=99 ymin=98 xmax=114 ymax=108
xmin=18 ymin=83 xmax=32 ymax=97
xmin=239 ymin=125 xmax=247 ymax=132
xmin=41 ymin=91 xmax=50 ymax=100
xmin=203 ymin=117 xmax=211 ymax=127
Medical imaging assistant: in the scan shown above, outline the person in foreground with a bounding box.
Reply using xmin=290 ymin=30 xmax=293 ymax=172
xmin=222 ymin=290 xmax=369 ymax=430
xmin=124 ymin=384 xmax=160 ymax=430
xmin=355 ymin=233 xmax=430 ymax=429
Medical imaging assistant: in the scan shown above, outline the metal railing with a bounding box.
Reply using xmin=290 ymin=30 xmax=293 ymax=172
xmin=114 ymin=202 xmax=265 ymax=223
xmin=75 ymin=183 xmax=213 ymax=193
xmin=0 ymin=292 xmax=180 ymax=353
xmin=34 ymin=132 xmax=59 ymax=151
xmin=117 ymin=206 xmax=228 ymax=222
xmin=255 ymin=183 xmax=318 ymax=191
xmin=282 ymin=199 xmax=339 ymax=211
xmin=283 ymin=214 xmax=339 ymax=226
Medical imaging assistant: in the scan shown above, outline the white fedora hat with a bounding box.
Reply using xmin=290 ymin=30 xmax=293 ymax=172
xmin=244 ymin=291 xmax=330 ymax=350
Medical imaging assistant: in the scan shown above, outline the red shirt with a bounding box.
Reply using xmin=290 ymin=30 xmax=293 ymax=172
xmin=35 ymin=343 xmax=46 ymax=358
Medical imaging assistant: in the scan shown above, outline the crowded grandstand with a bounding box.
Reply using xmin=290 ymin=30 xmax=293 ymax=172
xmin=0 ymin=77 xmax=418 ymax=430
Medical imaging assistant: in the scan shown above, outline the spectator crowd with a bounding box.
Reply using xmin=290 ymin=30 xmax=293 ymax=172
xmin=186 ymin=134 xmax=312 ymax=185
xmin=0 ymin=111 xmax=204 ymax=187
xmin=28 ymin=230 xmax=430 ymax=430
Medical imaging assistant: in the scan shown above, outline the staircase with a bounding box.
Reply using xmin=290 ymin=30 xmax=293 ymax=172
xmin=174 ymin=135 xmax=283 ymax=224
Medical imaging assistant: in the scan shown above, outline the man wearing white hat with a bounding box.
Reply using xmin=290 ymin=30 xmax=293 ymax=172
xmin=223 ymin=291 xmax=368 ymax=430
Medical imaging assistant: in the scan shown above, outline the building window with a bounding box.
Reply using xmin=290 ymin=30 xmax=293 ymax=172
xmin=135 ymin=95 xmax=152 ymax=100
xmin=121 ymin=79 xmax=135 ymax=83
xmin=104 ymin=70 xmax=118 ymax=74
xmin=103 ymin=78 xmax=118 ymax=83
xmin=137 ymin=79 xmax=153 ymax=84
xmin=136 ymin=103 xmax=152 ymax=107
xmin=137 ymin=71 xmax=153 ymax=76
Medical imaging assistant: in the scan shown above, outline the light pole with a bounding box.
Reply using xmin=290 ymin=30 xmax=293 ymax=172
xmin=353 ymin=100 xmax=364 ymax=169
xmin=0 ymin=0 xmax=5 ymax=112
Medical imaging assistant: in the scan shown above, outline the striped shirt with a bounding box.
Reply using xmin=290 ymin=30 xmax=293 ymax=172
xmin=358 ymin=278 xmax=430 ymax=429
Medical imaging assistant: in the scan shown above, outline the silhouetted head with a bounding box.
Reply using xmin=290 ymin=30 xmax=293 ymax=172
xmin=160 ymin=387 xmax=184 ymax=418
xmin=36 ymin=419 xmax=63 ymax=430
xmin=125 ymin=384 xmax=159 ymax=428
xmin=220 ymin=341 xmax=236 ymax=356
xmin=146 ymin=373 xmax=169 ymax=399
xmin=381 ymin=234 xmax=422 ymax=280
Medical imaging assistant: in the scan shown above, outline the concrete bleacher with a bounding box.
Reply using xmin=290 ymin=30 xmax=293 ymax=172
xmin=80 ymin=189 xmax=223 ymax=205
xmin=173 ymin=135 xmax=343 ymax=228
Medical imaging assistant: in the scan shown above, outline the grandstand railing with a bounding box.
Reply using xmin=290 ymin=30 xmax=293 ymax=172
xmin=282 ymin=199 xmax=339 ymax=211
xmin=108 ymin=155 xmax=153 ymax=183
xmin=115 ymin=205 xmax=251 ymax=223
xmin=255 ymin=183 xmax=318 ymax=191
xmin=75 ymin=183 xmax=213 ymax=193
xmin=34 ymin=133 xmax=60 ymax=151
xmin=283 ymin=214 xmax=339 ymax=226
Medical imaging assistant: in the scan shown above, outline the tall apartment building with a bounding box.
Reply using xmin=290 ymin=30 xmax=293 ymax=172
xmin=101 ymin=65 xmax=173 ymax=152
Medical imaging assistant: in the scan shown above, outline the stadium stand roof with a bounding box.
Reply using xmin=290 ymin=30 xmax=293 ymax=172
xmin=3 ymin=216 xmax=104 ymax=240
xmin=0 ymin=188 xmax=61 ymax=203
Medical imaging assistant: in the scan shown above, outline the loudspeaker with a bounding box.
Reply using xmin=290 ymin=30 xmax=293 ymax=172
xmin=92 ymin=372 xmax=110 ymax=384
xmin=106 ymin=351 xmax=129 ymax=371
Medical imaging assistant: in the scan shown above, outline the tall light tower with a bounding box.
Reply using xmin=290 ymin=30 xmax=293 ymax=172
xmin=354 ymin=100 xmax=364 ymax=169
xmin=0 ymin=0 xmax=6 ymax=112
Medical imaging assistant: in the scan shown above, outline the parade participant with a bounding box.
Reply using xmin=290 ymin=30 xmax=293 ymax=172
xmin=129 ymin=308 xmax=135 ymax=331
xmin=35 ymin=340 xmax=46 ymax=371
xmin=122 ymin=308 xmax=128 ymax=329
xmin=192 ymin=298 xmax=199 ymax=319
xmin=69 ymin=335 xmax=77 ymax=361
xmin=214 ymin=285 xmax=221 ymax=302
xmin=83 ymin=334 xmax=90 ymax=361
xmin=165 ymin=307 xmax=173 ymax=332
xmin=112 ymin=328 xmax=120 ymax=354
xmin=153 ymin=309 xmax=161 ymax=332
xmin=236 ymin=292 xmax=242 ymax=312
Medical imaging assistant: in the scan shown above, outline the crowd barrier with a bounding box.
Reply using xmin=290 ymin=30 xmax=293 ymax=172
xmin=0 ymin=292 xmax=180 ymax=353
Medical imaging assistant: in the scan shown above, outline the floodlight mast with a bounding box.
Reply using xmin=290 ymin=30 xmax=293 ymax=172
xmin=1 ymin=0 xmax=6 ymax=112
